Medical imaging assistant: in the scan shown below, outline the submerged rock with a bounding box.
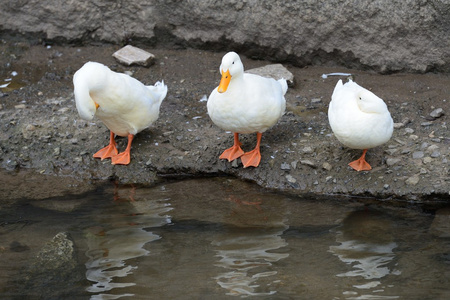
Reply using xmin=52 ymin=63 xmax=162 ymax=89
xmin=16 ymin=232 xmax=85 ymax=299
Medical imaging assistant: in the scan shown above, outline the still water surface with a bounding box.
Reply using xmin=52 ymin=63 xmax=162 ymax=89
xmin=1 ymin=177 xmax=449 ymax=299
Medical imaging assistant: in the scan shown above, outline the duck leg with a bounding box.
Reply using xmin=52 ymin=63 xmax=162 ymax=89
xmin=348 ymin=149 xmax=372 ymax=171
xmin=93 ymin=131 xmax=118 ymax=160
xmin=219 ymin=132 xmax=245 ymax=162
xmin=111 ymin=134 xmax=134 ymax=165
xmin=241 ymin=132 xmax=262 ymax=168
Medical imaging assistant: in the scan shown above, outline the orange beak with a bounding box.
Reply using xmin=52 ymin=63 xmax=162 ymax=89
xmin=218 ymin=69 xmax=231 ymax=93
xmin=95 ymin=102 xmax=99 ymax=109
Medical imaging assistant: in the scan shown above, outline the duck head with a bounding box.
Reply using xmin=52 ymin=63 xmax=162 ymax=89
xmin=356 ymin=89 xmax=388 ymax=114
xmin=217 ymin=51 xmax=244 ymax=93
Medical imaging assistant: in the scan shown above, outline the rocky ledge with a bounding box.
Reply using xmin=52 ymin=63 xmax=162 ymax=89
xmin=0 ymin=42 xmax=449 ymax=202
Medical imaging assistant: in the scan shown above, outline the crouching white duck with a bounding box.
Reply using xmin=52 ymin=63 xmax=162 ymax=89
xmin=207 ymin=52 xmax=287 ymax=168
xmin=73 ymin=61 xmax=167 ymax=165
xmin=328 ymin=79 xmax=393 ymax=171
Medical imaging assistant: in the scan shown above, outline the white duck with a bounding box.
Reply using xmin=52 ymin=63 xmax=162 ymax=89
xmin=328 ymin=79 xmax=393 ymax=171
xmin=73 ymin=61 xmax=167 ymax=165
xmin=207 ymin=52 xmax=287 ymax=168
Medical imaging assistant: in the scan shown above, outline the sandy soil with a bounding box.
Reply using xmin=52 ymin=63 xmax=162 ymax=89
xmin=0 ymin=39 xmax=449 ymax=202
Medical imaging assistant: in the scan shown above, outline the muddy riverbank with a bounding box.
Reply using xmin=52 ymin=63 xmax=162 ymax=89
xmin=0 ymin=40 xmax=449 ymax=202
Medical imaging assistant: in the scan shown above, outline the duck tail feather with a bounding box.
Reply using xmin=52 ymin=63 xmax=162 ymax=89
xmin=278 ymin=78 xmax=288 ymax=95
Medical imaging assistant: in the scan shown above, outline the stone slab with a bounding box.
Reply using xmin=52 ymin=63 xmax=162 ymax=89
xmin=246 ymin=64 xmax=294 ymax=87
xmin=112 ymin=45 xmax=155 ymax=67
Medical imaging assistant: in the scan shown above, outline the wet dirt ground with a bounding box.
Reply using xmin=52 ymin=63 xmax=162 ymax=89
xmin=0 ymin=38 xmax=449 ymax=202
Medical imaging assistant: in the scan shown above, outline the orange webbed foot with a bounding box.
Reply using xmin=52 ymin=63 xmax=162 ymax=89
xmin=219 ymin=145 xmax=245 ymax=162
xmin=349 ymin=149 xmax=372 ymax=171
xmin=93 ymin=131 xmax=118 ymax=160
xmin=241 ymin=148 xmax=261 ymax=168
xmin=219 ymin=132 xmax=244 ymax=162
xmin=111 ymin=151 xmax=131 ymax=165
xmin=93 ymin=144 xmax=118 ymax=160
xmin=111 ymin=134 xmax=134 ymax=165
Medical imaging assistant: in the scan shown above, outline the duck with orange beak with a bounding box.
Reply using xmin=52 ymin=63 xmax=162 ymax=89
xmin=207 ymin=52 xmax=288 ymax=168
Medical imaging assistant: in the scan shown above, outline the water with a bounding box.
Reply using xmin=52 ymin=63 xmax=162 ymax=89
xmin=0 ymin=176 xmax=449 ymax=299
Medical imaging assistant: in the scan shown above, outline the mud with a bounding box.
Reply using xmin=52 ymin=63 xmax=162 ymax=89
xmin=0 ymin=39 xmax=449 ymax=202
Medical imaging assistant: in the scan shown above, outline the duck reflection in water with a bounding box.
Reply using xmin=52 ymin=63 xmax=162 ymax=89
xmin=85 ymin=188 xmax=172 ymax=299
xmin=329 ymin=209 xmax=401 ymax=299
xmin=212 ymin=194 xmax=289 ymax=297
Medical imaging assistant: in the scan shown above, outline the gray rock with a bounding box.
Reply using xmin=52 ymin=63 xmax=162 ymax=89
xmin=291 ymin=161 xmax=298 ymax=169
xmin=281 ymin=162 xmax=291 ymax=170
xmin=412 ymin=151 xmax=424 ymax=159
xmin=429 ymin=108 xmax=444 ymax=119
xmin=300 ymin=159 xmax=317 ymax=168
xmin=1 ymin=1 xmax=449 ymax=72
xmin=19 ymin=232 xmax=84 ymax=298
xmin=431 ymin=151 xmax=441 ymax=158
xmin=246 ymin=64 xmax=294 ymax=87
xmin=112 ymin=45 xmax=155 ymax=67
xmin=386 ymin=158 xmax=401 ymax=166
xmin=385 ymin=148 xmax=399 ymax=155
xmin=286 ymin=174 xmax=296 ymax=183
xmin=302 ymin=146 xmax=314 ymax=154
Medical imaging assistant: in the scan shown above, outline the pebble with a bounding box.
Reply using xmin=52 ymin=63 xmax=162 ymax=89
xmin=15 ymin=104 xmax=26 ymax=109
xmin=404 ymin=128 xmax=414 ymax=134
xmin=423 ymin=157 xmax=432 ymax=164
xmin=429 ymin=108 xmax=444 ymax=119
xmin=286 ymin=175 xmax=296 ymax=183
xmin=386 ymin=158 xmax=401 ymax=166
xmin=291 ymin=161 xmax=298 ymax=169
xmin=322 ymin=162 xmax=332 ymax=171
xmin=302 ymin=146 xmax=314 ymax=154
xmin=385 ymin=148 xmax=399 ymax=155
xmin=401 ymin=148 xmax=411 ymax=154
xmin=431 ymin=151 xmax=441 ymax=158
xmin=421 ymin=121 xmax=433 ymax=126
xmin=112 ymin=45 xmax=155 ymax=67
xmin=406 ymin=175 xmax=420 ymax=186
xmin=412 ymin=151 xmax=424 ymax=159
xmin=427 ymin=144 xmax=439 ymax=153
xmin=281 ymin=162 xmax=291 ymax=170
xmin=300 ymin=159 xmax=317 ymax=168
xmin=25 ymin=124 xmax=36 ymax=131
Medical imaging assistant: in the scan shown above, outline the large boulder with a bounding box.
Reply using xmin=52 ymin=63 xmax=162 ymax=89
xmin=0 ymin=0 xmax=449 ymax=72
